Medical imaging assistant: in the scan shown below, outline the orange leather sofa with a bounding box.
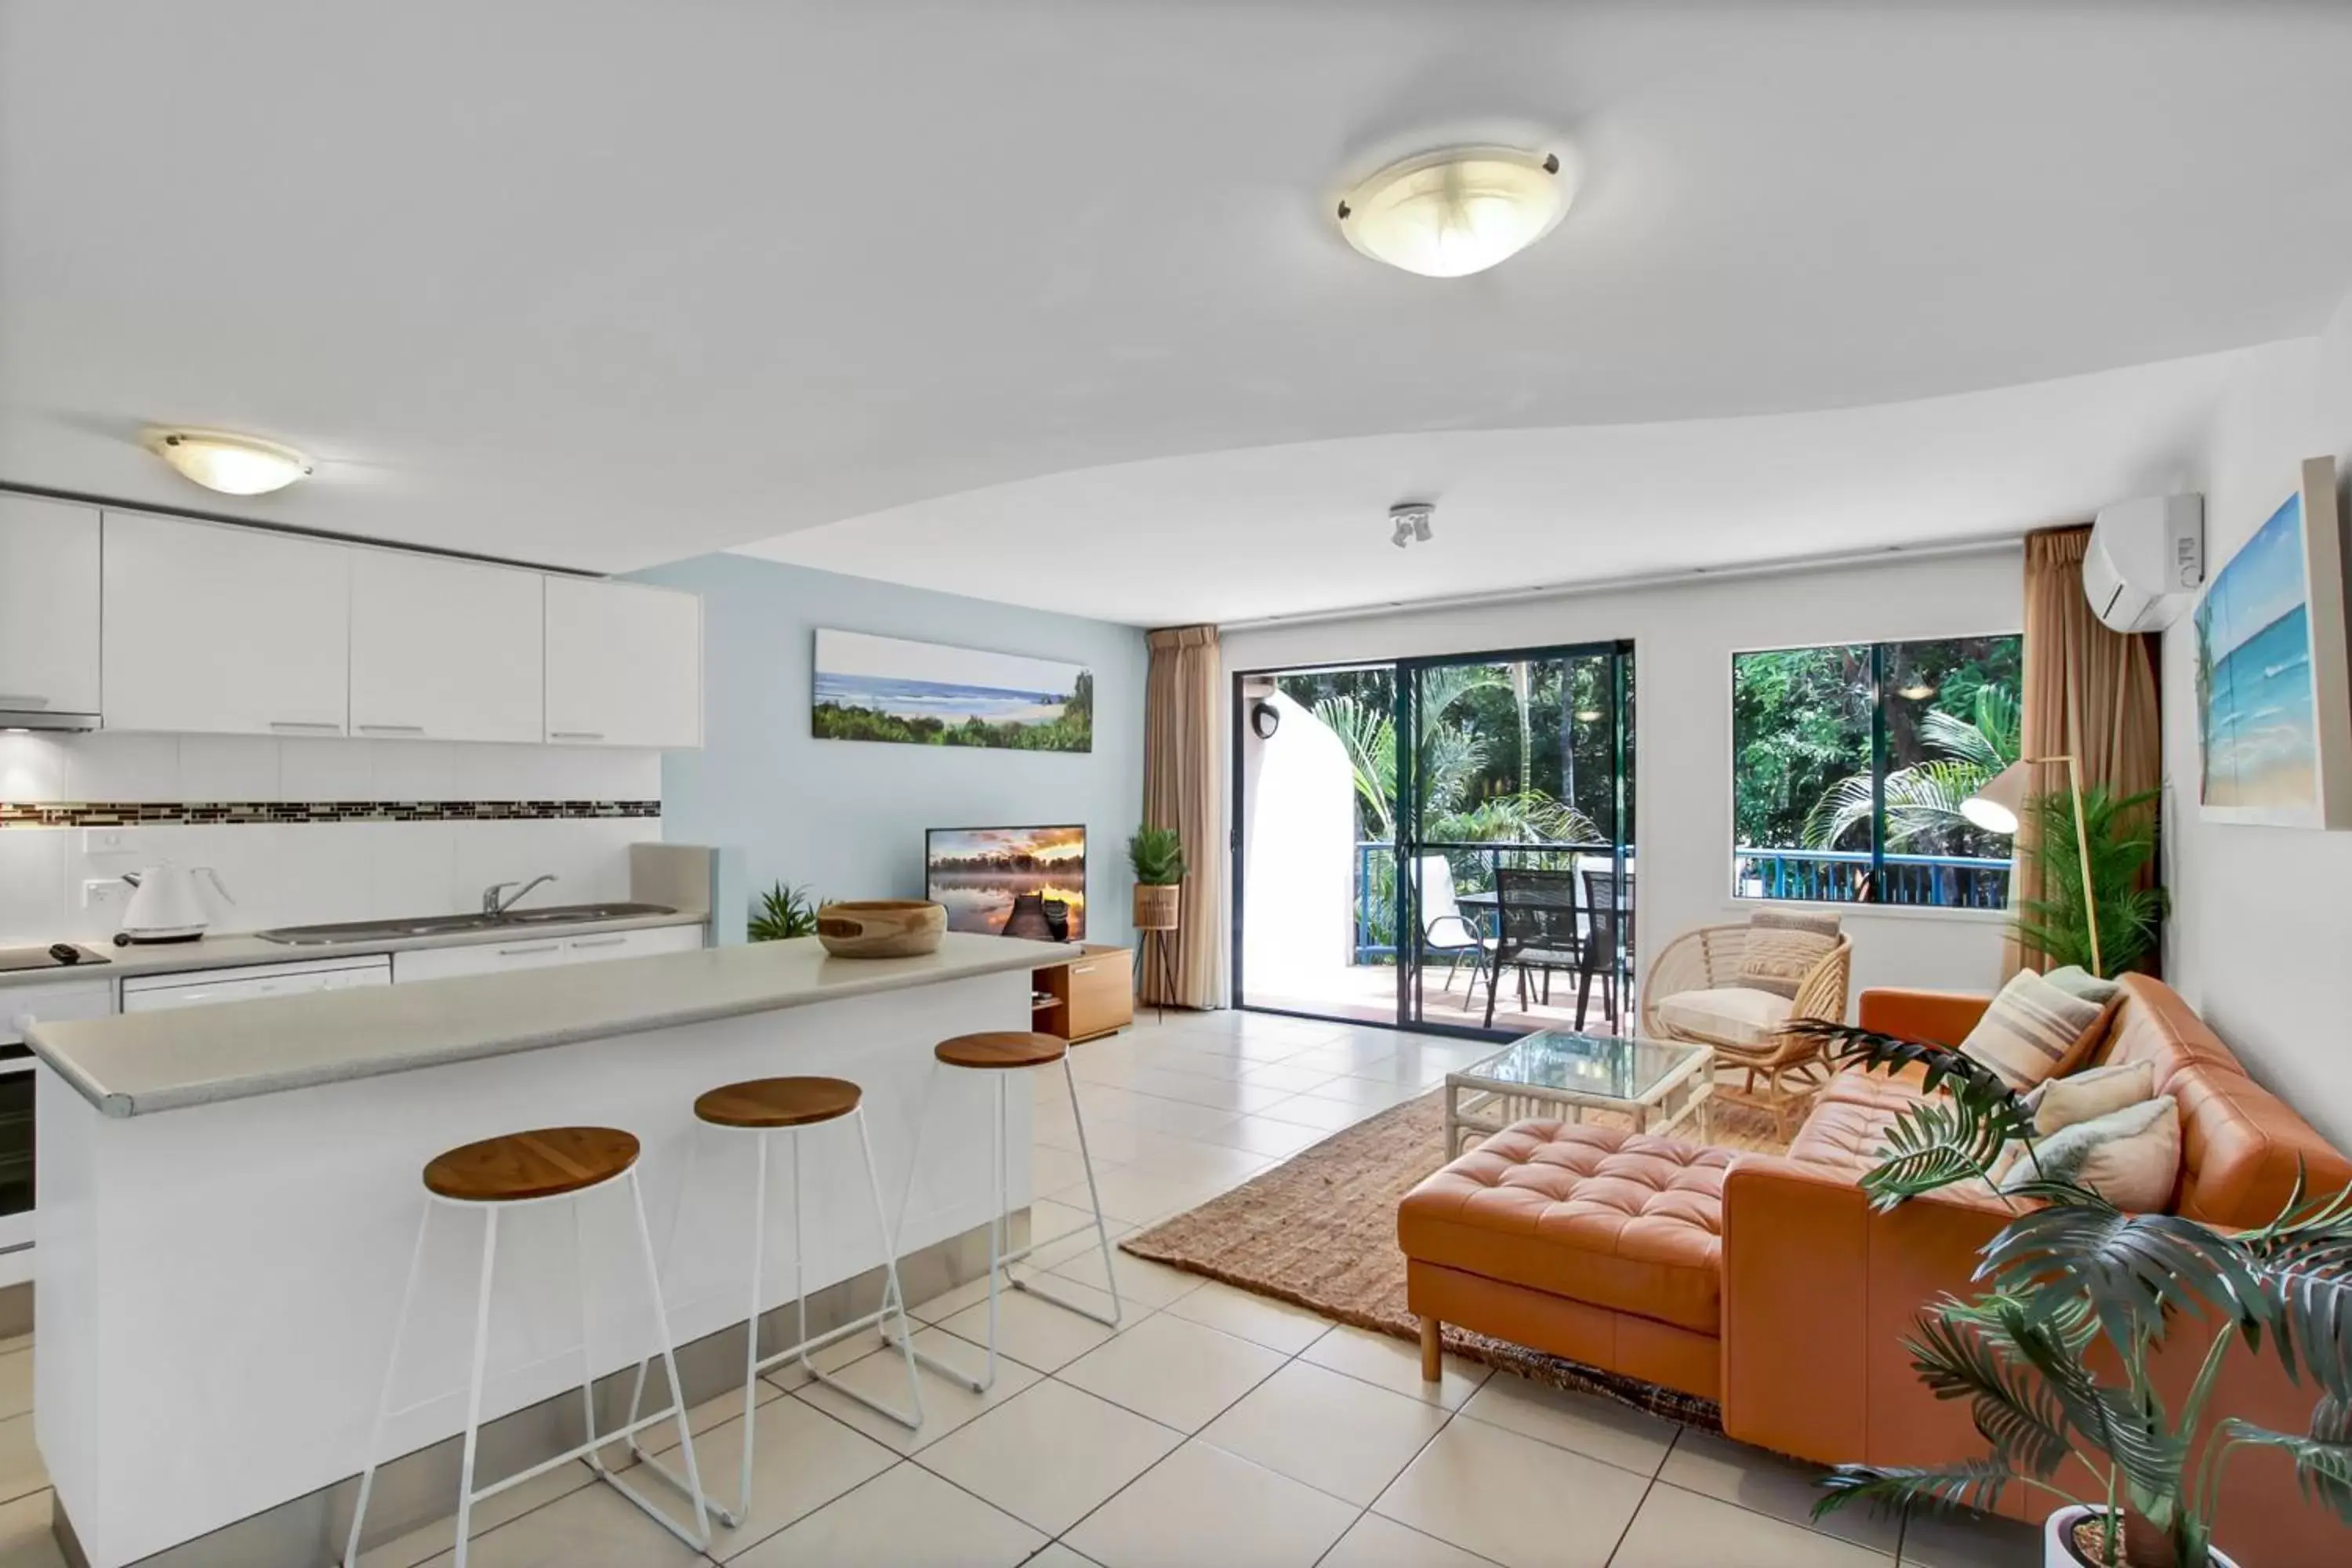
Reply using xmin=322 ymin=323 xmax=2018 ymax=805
xmin=1399 ymin=975 xmax=2352 ymax=1563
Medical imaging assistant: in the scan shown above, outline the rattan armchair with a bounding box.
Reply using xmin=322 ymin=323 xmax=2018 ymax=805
xmin=1640 ymin=922 xmax=1853 ymax=1140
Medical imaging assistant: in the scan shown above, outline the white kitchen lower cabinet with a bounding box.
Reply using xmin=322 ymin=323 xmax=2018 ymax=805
xmin=390 ymin=922 xmax=703 ymax=984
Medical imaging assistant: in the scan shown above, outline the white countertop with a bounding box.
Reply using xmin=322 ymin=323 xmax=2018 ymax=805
xmin=0 ymin=909 xmax=709 ymax=992
xmin=28 ymin=931 xmax=1075 ymax=1118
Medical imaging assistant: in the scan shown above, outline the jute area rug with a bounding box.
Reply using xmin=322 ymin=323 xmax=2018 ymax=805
xmin=1120 ymin=1090 xmax=1790 ymax=1430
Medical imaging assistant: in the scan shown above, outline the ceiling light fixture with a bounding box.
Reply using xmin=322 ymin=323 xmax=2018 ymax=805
xmin=1337 ymin=146 xmax=1570 ymax=278
xmin=145 ymin=429 xmax=313 ymax=495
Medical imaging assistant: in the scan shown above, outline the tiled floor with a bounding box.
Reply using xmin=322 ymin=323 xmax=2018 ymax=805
xmin=0 ymin=1010 xmax=2042 ymax=1568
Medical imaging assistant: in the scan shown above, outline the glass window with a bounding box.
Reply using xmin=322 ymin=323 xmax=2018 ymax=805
xmin=1731 ymin=636 xmax=2020 ymax=907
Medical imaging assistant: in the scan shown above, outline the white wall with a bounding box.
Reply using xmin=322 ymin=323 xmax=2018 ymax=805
xmin=1219 ymin=548 xmax=2027 ymax=1010
xmin=2165 ymin=292 xmax=2352 ymax=1149
xmin=0 ymin=732 xmax=662 ymax=944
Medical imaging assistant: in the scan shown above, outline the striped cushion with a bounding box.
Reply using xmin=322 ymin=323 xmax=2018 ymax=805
xmin=1737 ymin=909 xmax=1841 ymax=999
xmin=1958 ymin=968 xmax=2117 ymax=1091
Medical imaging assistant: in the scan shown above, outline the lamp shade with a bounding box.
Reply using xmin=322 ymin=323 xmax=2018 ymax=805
xmin=1961 ymin=760 xmax=2031 ymax=836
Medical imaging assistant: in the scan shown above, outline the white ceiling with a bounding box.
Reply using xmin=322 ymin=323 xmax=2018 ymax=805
xmin=4 ymin=2 xmax=2350 ymax=611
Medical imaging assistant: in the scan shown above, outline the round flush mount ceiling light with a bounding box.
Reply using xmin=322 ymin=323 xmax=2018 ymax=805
xmin=1336 ymin=146 xmax=1570 ymax=278
xmin=144 ymin=429 xmax=313 ymax=495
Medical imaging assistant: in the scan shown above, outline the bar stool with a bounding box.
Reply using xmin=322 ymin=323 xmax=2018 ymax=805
xmin=891 ymin=1032 xmax=1122 ymax=1392
xmin=621 ymin=1076 xmax=923 ymax=1530
xmin=343 ymin=1127 xmax=708 ymax=1568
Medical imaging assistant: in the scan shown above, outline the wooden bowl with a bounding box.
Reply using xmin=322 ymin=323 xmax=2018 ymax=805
xmin=815 ymin=900 xmax=946 ymax=958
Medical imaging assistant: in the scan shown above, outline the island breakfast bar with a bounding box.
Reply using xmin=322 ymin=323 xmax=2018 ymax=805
xmin=27 ymin=931 xmax=1074 ymax=1568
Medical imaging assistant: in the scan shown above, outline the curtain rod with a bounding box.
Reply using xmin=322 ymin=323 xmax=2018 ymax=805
xmin=1215 ymin=535 xmax=2024 ymax=634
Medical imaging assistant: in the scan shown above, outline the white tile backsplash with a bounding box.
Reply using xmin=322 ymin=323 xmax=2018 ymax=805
xmin=176 ymin=735 xmax=282 ymax=800
xmin=0 ymin=732 xmax=660 ymax=807
xmin=277 ymin=738 xmax=376 ymax=802
xmin=0 ymin=735 xmax=69 ymax=801
xmin=61 ymin=733 xmax=180 ymax=800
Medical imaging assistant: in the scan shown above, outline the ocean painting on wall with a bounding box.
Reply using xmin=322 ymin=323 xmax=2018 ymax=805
xmin=813 ymin=629 xmax=1093 ymax=751
xmin=2194 ymin=456 xmax=2352 ymax=829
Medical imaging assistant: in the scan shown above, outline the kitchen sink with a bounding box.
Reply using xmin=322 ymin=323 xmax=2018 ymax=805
xmin=256 ymin=902 xmax=677 ymax=946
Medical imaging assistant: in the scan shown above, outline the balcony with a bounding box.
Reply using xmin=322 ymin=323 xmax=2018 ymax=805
xmin=1731 ymin=847 xmax=2012 ymax=908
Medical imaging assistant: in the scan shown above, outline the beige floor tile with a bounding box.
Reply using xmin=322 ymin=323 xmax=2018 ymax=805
xmin=0 ymin=1355 xmax=26 ymax=1424
xmin=1254 ymin=1094 xmax=1374 ymax=1133
xmin=1117 ymin=1066 xmax=1271 ymax=1111
xmin=1287 ymin=1040 xmax=1403 ymax=1077
xmin=1032 ymin=1142 xmax=1120 ymax=1196
xmin=1029 ymin=1196 xmax=1115 ymax=1246
xmin=645 ymin=1394 xmax=897 ymax=1560
xmin=0 ymin=1415 xmax=46 ymax=1508
xmin=1023 ymin=1545 xmax=1105 ymax=1568
xmin=915 ymin=1380 xmax=1182 ymax=1535
xmin=1897 ymin=1505 xmax=2044 ymax=1567
xmin=1131 ymin=1044 xmax=1257 ymax=1080
xmin=933 ymin=1276 xmax=1127 ymax=1373
xmin=1318 ymin=1511 xmax=1499 ymax=1568
xmin=1195 ymin=1115 xmax=1330 ymax=1159
xmin=422 ymin=1477 xmax=702 ymax=1567
xmin=1047 ymin=1243 xmax=1207 ymax=1309
xmin=0 ymin=1335 xmax=27 ymax=1359
xmin=1029 ymin=1218 xmax=1138 ymax=1272
xmin=1235 ymin=1061 xmax=1347 ymax=1094
xmin=1613 ymin=1481 xmax=1896 ymax=1567
xmin=359 ymin=1460 xmax=601 ymax=1568
xmin=725 ymin=1459 xmax=1044 ymax=1567
xmin=1057 ymin=1311 xmax=1286 ymax=1432
xmin=1373 ymin=1416 xmax=1649 ymax=1568
xmin=636 ymin=1371 xmax=785 ymax=1445
xmin=1294 ymin=1075 xmax=1423 ymax=1109
xmin=0 ymin=1492 xmax=64 ymax=1568
xmin=793 ymin=1325 xmax=1037 ymax=1454
xmin=1658 ymin=1426 xmax=1902 ymax=1555
xmin=1040 ymin=1113 xmax=1152 ymax=1164
xmin=1454 ymin=1372 xmax=1677 ymax=1477
xmin=1197 ymin=1359 xmax=1449 ymax=1506
xmin=1066 ymin=1437 xmax=1359 ymax=1568
xmin=1047 ymin=1167 xmax=1221 ymax=1226
xmin=1160 ymin=1279 xmax=1333 ymax=1355
xmin=1301 ymin=1323 xmax=1490 ymax=1410
xmin=1100 ymin=1127 xmax=1270 ymax=1185
xmin=1084 ymin=1090 xmax=1239 ymax=1139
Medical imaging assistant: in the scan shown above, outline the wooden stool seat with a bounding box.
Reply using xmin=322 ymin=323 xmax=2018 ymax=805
xmin=694 ymin=1076 xmax=863 ymax=1130
xmin=423 ymin=1126 xmax=641 ymax=1203
xmin=935 ymin=1031 xmax=1067 ymax=1070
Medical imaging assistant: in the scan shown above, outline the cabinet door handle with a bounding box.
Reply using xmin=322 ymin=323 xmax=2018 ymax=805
xmin=550 ymin=730 xmax=604 ymax=742
xmin=568 ymin=935 xmax=627 ymax=949
xmin=0 ymin=695 xmax=48 ymax=708
xmin=269 ymin=720 xmax=343 ymax=733
xmin=1073 ymin=964 xmax=1096 ymax=974
xmin=357 ymin=724 xmax=426 ymax=735
xmin=497 ymin=943 xmax=561 ymax=956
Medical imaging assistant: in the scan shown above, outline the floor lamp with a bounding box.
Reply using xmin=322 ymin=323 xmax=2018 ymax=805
xmin=1961 ymin=755 xmax=2102 ymax=977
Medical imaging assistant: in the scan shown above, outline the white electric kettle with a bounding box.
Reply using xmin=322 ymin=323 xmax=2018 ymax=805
xmin=114 ymin=862 xmax=235 ymax=946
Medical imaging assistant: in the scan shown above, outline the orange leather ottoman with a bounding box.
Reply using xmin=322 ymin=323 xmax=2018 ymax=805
xmin=1397 ymin=1120 xmax=1731 ymax=1400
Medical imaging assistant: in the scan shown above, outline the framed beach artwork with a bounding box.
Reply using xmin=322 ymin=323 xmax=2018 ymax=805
xmin=811 ymin=629 xmax=1094 ymax=752
xmin=2194 ymin=456 xmax=2352 ymax=829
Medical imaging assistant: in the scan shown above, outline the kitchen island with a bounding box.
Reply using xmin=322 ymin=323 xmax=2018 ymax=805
xmin=27 ymin=931 xmax=1071 ymax=1567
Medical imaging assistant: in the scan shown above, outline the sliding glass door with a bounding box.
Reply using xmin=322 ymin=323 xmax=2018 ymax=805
xmin=1231 ymin=641 xmax=1635 ymax=1040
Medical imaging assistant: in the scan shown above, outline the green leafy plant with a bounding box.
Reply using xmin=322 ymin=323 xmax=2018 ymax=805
xmin=747 ymin=881 xmax=819 ymax=942
xmin=2013 ymin=785 xmax=2167 ymax=978
xmin=1782 ymin=1020 xmax=2352 ymax=1567
xmin=1128 ymin=827 xmax=1186 ymax=887
xmin=1804 ymin=685 xmax=2021 ymax=850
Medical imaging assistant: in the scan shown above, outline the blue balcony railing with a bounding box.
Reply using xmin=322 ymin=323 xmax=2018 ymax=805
xmin=1733 ymin=848 xmax=2012 ymax=909
xmin=1351 ymin=839 xmax=1619 ymax=964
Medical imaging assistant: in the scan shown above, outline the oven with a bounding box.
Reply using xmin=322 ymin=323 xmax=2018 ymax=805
xmin=1 ymin=978 xmax=113 ymax=1283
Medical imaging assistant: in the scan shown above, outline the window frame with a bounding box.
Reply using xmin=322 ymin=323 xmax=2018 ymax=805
xmin=1727 ymin=633 xmax=2023 ymax=909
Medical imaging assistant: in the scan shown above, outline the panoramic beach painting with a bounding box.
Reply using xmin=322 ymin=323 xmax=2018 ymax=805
xmin=813 ymin=630 xmax=1093 ymax=752
xmin=2195 ymin=457 xmax=2352 ymax=829
xmin=926 ymin=826 xmax=1087 ymax=938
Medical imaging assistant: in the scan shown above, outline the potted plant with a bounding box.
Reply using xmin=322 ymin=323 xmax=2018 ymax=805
xmin=1128 ymin=826 xmax=1185 ymax=931
xmin=746 ymin=881 xmax=819 ymax=942
xmin=1790 ymin=1021 xmax=2352 ymax=1567
xmin=2013 ymin=784 xmax=2167 ymax=978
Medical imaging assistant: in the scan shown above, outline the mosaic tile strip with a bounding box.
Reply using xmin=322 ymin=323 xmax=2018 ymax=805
xmin=0 ymin=800 xmax=662 ymax=829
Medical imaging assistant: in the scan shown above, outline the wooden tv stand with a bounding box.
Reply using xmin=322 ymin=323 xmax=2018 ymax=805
xmin=1032 ymin=943 xmax=1134 ymax=1044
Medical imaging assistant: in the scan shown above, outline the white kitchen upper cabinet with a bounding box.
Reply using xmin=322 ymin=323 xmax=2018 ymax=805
xmin=350 ymin=550 xmax=543 ymax=742
xmin=0 ymin=495 xmax=102 ymax=718
xmin=543 ymin=577 xmax=702 ymax=748
xmin=101 ymin=514 xmax=350 ymax=736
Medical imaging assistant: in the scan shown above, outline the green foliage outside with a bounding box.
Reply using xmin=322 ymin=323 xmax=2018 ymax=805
xmin=748 ymin=881 xmax=819 ymax=942
xmin=1127 ymin=826 xmax=1186 ymax=886
xmin=815 ymin=670 xmax=1093 ymax=751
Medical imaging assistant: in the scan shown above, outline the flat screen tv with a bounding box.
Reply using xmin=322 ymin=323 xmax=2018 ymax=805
xmin=925 ymin=825 xmax=1087 ymax=940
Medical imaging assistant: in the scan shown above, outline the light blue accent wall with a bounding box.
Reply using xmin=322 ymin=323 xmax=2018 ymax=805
xmin=632 ymin=554 xmax=1148 ymax=948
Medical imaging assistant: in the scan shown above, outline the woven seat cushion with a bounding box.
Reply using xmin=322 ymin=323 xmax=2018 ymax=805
xmin=1397 ymin=1121 xmax=1732 ymax=1334
xmin=1653 ymin=985 xmax=1792 ymax=1048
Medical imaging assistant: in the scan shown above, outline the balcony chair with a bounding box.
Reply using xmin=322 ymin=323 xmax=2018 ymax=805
xmin=1573 ymin=865 xmax=1628 ymax=1033
xmin=1483 ymin=867 xmax=1584 ymax=1030
xmin=1413 ymin=855 xmax=1494 ymax=996
xmin=1640 ymin=915 xmax=1853 ymax=1140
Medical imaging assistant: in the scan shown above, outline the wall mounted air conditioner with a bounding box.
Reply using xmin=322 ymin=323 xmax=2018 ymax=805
xmin=2084 ymin=493 xmax=2203 ymax=632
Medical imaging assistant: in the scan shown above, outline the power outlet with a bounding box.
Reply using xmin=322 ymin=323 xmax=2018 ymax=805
xmin=82 ymin=878 xmax=129 ymax=913
xmin=82 ymin=829 xmax=131 ymax=854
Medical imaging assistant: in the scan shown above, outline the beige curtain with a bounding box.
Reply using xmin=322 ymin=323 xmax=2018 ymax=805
xmin=2005 ymin=527 xmax=2163 ymax=975
xmin=1142 ymin=626 xmax=1226 ymax=1007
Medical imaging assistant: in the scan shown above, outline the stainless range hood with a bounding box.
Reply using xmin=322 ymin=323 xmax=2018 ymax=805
xmin=0 ymin=699 xmax=99 ymax=732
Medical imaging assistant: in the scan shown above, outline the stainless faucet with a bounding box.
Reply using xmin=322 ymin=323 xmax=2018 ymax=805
xmin=481 ymin=874 xmax=559 ymax=916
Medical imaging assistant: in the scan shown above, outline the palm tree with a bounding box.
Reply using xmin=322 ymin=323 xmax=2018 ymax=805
xmin=1802 ymin=686 xmax=2020 ymax=851
xmin=1313 ymin=668 xmax=1597 ymax=848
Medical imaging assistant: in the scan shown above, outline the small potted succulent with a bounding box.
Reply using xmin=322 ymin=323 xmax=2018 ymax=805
xmin=1788 ymin=1021 xmax=2352 ymax=1568
xmin=1127 ymin=826 xmax=1185 ymax=932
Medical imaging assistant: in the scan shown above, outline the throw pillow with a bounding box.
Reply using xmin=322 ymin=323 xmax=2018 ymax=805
xmin=2042 ymin=965 xmax=2123 ymax=1007
xmin=1737 ymin=909 xmax=1841 ymax=999
xmin=2001 ymin=1094 xmax=2181 ymax=1211
xmin=2023 ymin=1060 xmax=2156 ymax=1136
xmin=1958 ymin=968 xmax=2114 ymax=1092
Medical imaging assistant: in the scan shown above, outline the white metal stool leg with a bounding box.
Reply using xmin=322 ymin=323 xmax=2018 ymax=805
xmin=341 ymin=1205 xmax=433 ymax=1568
xmin=450 ymin=1207 xmax=499 ymax=1568
xmin=621 ymin=1124 xmax=700 ymax=1467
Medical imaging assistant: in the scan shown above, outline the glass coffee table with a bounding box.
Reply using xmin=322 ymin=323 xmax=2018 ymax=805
xmin=1444 ymin=1029 xmax=1713 ymax=1157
